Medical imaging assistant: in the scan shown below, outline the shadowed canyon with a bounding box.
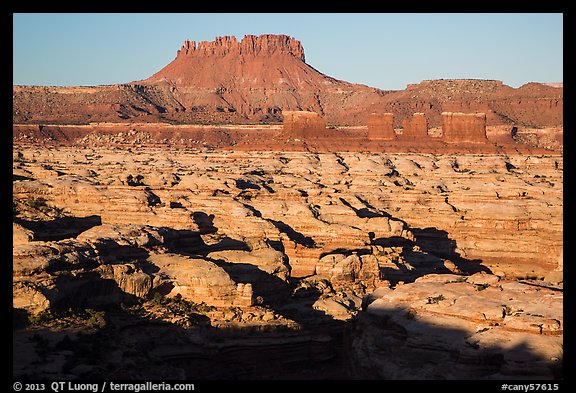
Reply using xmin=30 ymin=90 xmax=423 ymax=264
xmin=13 ymin=34 xmax=562 ymax=381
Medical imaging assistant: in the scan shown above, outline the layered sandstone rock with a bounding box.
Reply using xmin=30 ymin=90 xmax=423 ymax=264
xmin=442 ymin=112 xmax=488 ymax=143
xmin=282 ymin=110 xmax=326 ymax=139
xmin=11 ymin=222 xmax=262 ymax=314
xmin=367 ymin=113 xmax=395 ymax=140
xmin=12 ymin=145 xmax=563 ymax=380
xmin=12 ymin=176 xmax=199 ymax=230
xmin=147 ymin=253 xmax=254 ymax=307
xmin=400 ymin=112 xmax=429 ymax=139
xmin=350 ymin=273 xmax=563 ymax=379
xmin=13 ymin=146 xmax=563 ymax=282
xmin=176 ymin=34 xmax=305 ymax=62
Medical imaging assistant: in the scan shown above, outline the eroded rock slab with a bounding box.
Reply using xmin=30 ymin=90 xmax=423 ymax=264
xmin=12 ymin=145 xmax=562 ymax=380
xmin=13 ymin=147 xmax=562 ymax=281
xmin=351 ymin=273 xmax=562 ymax=379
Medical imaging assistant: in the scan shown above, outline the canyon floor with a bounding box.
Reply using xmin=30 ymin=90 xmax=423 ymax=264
xmin=12 ymin=144 xmax=563 ymax=380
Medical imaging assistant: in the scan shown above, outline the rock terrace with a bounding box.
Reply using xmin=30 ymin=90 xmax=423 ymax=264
xmin=13 ymin=145 xmax=562 ymax=379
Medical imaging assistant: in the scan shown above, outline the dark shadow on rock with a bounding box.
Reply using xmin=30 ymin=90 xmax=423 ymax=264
xmin=45 ymin=271 xmax=144 ymax=311
xmin=192 ymin=211 xmax=217 ymax=234
xmin=342 ymin=195 xmax=407 ymax=224
xmin=15 ymin=206 xmax=553 ymax=380
xmin=319 ymin=248 xmax=372 ymax=259
xmin=235 ymin=178 xmax=261 ymax=190
xmin=241 ymin=202 xmax=316 ymax=248
xmin=370 ymin=226 xmax=490 ymax=285
xmin=127 ymin=174 xmax=144 ymax=186
xmin=339 ymin=197 xmax=382 ymax=219
xmin=154 ymin=228 xmax=343 ymax=334
xmin=13 ymin=277 xmax=562 ymax=380
xmin=202 ymin=236 xmax=251 ymax=253
xmin=269 ymin=219 xmax=316 ymax=248
xmin=157 ymin=227 xmax=248 ymax=255
xmin=354 ymin=204 xmax=492 ymax=284
xmin=144 ymin=187 xmax=161 ymax=206
xmin=13 ymin=308 xmax=29 ymax=330
xmin=12 ymin=214 xmax=560 ymax=381
xmin=266 ymin=239 xmax=285 ymax=253
xmin=205 ymin=257 xmax=291 ymax=301
xmin=312 ymin=207 xmax=482 ymax=286
xmin=350 ymin=197 xmax=487 ymax=277
xmin=158 ymin=228 xmax=206 ymax=251
xmin=15 ymin=215 xmax=102 ymax=241
xmin=260 ymin=181 xmax=275 ymax=194
xmin=13 ymin=174 xmax=35 ymax=181
xmin=13 ymin=249 xmax=346 ymax=380
xmin=346 ymin=309 xmax=562 ymax=380
xmin=88 ymin=239 xmax=151 ymax=265
xmin=410 ymin=226 xmax=487 ymax=269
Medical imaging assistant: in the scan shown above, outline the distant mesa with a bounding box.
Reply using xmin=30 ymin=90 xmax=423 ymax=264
xmin=541 ymin=83 xmax=563 ymax=88
xmin=141 ymin=34 xmax=309 ymax=90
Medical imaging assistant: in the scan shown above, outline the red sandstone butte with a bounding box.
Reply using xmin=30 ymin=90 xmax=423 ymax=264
xmin=442 ymin=112 xmax=488 ymax=143
xmin=138 ymin=34 xmax=377 ymax=124
xmin=367 ymin=113 xmax=395 ymax=140
xmin=176 ymin=34 xmax=305 ymax=61
xmin=400 ymin=113 xmax=429 ymax=139
xmin=282 ymin=110 xmax=327 ymax=139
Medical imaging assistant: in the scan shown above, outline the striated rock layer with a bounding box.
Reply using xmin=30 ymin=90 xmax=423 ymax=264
xmin=443 ymin=112 xmax=488 ymax=143
xmin=13 ymin=147 xmax=562 ymax=283
xmin=367 ymin=113 xmax=395 ymax=140
xmin=351 ymin=273 xmax=562 ymax=379
xmin=12 ymin=121 xmax=561 ymax=155
xmin=282 ymin=110 xmax=327 ymax=139
xmin=400 ymin=112 xmax=429 ymax=139
xmin=12 ymin=145 xmax=562 ymax=379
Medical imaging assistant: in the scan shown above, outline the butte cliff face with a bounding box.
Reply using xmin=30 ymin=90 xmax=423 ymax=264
xmin=136 ymin=34 xmax=381 ymax=123
xmin=13 ymin=35 xmax=385 ymax=125
xmin=13 ymin=34 xmax=563 ymax=127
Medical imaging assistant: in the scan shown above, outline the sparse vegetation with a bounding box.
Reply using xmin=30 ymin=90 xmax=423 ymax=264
xmin=27 ymin=307 xmax=107 ymax=329
xmin=18 ymin=196 xmax=65 ymax=218
xmin=502 ymin=305 xmax=513 ymax=317
xmin=427 ymin=294 xmax=445 ymax=304
xmin=149 ymin=292 xmax=215 ymax=323
xmin=446 ymin=276 xmax=467 ymax=284
xmin=474 ymin=283 xmax=490 ymax=291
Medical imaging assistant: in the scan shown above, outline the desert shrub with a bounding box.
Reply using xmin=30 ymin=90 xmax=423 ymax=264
xmin=427 ymin=294 xmax=445 ymax=304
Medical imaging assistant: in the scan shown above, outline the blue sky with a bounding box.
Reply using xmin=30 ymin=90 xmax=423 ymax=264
xmin=13 ymin=13 xmax=563 ymax=90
